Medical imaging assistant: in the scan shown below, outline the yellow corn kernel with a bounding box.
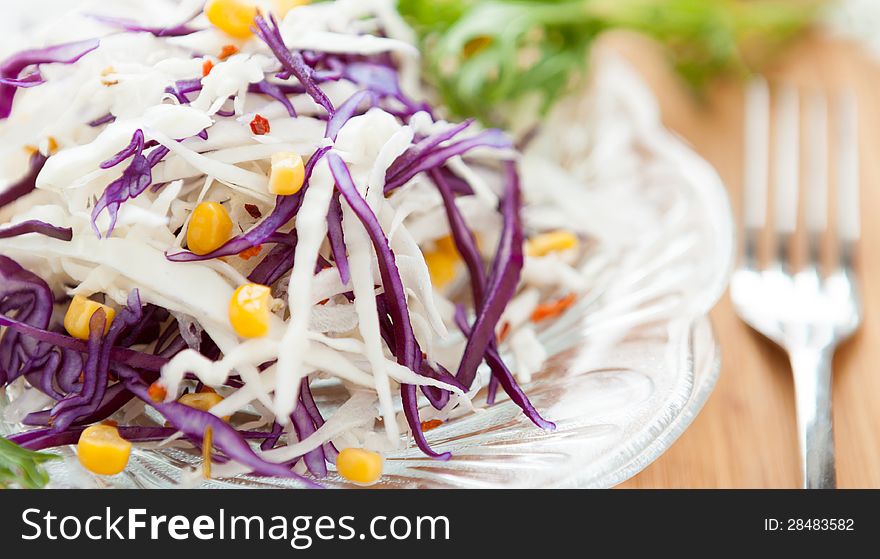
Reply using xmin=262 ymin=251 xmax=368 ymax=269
xmin=336 ymin=447 xmax=383 ymax=485
xmin=205 ymin=0 xmax=258 ymax=39
xmin=525 ymin=230 xmax=579 ymax=257
xmin=63 ymin=295 xmax=116 ymax=341
xmin=424 ymin=235 xmax=461 ymax=289
xmin=187 ymin=201 xmax=233 ymax=255
xmin=77 ymin=424 xmax=132 ymax=476
xmin=269 ymin=152 xmax=306 ymax=195
xmin=179 ymin=392 xmax=230 ymax=421
xmin=229 ymin=283 xmax=272 ymax=338
xmin=424 ymin=251 xmax=458 ymax=289
xmin=274 ymin=0 xmax=310 ymax=18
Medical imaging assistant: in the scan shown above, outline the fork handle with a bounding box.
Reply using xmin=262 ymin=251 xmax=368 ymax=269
xmin=789 ymin=347 xmax=836 ymax=489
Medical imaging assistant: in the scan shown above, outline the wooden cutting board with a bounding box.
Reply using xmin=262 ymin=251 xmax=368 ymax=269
xmin=608 ymin=31 xmax=880 ymax=488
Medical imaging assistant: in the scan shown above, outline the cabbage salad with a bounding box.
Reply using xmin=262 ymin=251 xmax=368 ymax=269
xmin=0 ymin=0 xmax=592 ymax=487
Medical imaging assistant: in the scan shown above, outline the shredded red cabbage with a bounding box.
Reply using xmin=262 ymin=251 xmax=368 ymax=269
xmin=252 ymin=14 xmax=334 ymax=116
xmin=0 ymin=38 xmax=99 ymax=119
xmin=0 ymin=152 xmax=47 ymax=210
xmin=385 ymin=129 xmax=511 ymax=193
xmin=0 ymin=220 xmax=72 ymax=241
xmin=0 ymin=71 xmax=44 ymax=88
xmin=88 ymin=13 xmax=198 ymax=37
xmin=113 ymin=364 xmax=318 ymax=486
xmin=0 ymin=256 xmax=54 ymax=387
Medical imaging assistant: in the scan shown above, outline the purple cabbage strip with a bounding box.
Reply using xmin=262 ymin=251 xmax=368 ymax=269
xmin=325 ymin=90 xmax=376 ymax=140
xmin=23 ymin=381 xmax=134 ymax=427
xmin=92 ymin=153 xmax=151 ymax=236
xmin=252 ymin=13 xmax=334 ymax=116
xmin=100 ymin=129 xmax=144 ymax=169
xmin=1 ymin=38 xmax=99 ymax=119
xmin=167 ymin=146 xmax=330 ymax=262
xmin=25 ymin=351 xmax=65 ymax=400
xmin=92 ymin=135 xmax=169 ymax=236
xmin=384 ymin=120 xmax=473 ymax=182
xmin=453 ymin=306 xmax=555 ymax=431
xmin=385 ymin=129 xmax=512 ymax=193
xmin=291 ymin=397 xmax=327 ymax=477
xmin=9 ymin=425 xmax=274 ymax=452
xmin=0 ymin=71 xmax=44 ymax=88
xmin=88 ymin=13 xmax=198 ymax=37
xmin=0 ymin=311 xmax=168 ymax=371
xmin=51 ymin=291 xmax=145 ymax=431
xmin=0 ymin=220 xmax=72 ymax=241
xmin=250 ymin=80 xmax=296 ymax=117
xmin=260 ymin=421 xmax=284 ymax=452
xmin=0 ymin=153 xmax=47 ymax=209
xmin=88 ymin=113 xmax=116 ymax=127
xmin=431 ymin=168 xmax=500 ymax=403
xmin=431 ymin=169 xmax=486 ymax=304
xmin=0 ymin=256 xmax=53 ymax=386
xmin=343 ymin=62 xmax=428 ymax=116
xmin=247 ymin=234 xmax=297 ymax=285
xmin=328 ymin=153 xmax=449 ymax=459
xmin=299 ymin=377 xmax=337 ymax=460
xmin=326 ymin=191 xmax=350 ymax=284
xmin=113 ymin=364 xmax=318 ymax=486
xmin=375 ymin=297 xmax=457 ymax=411
xmin=453 ymin=162 xmax=524 ymax=389
xmin=328 ymin=153 xmax=415 ymax=366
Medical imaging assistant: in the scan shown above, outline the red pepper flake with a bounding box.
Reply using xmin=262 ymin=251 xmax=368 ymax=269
xmin=250 ymin=114 xmax=270 ymax=135
xmin=147 ymin=381 xmax=167 ymax=403
xmin=198 ymin=385 xmax=217 ymax=394
xmin=531 ymin=293 xmax=578 ymax=323
xmin=318 ymin=298 xmax=330 ymax=306
xmin=238 ymin=245 xmax=263 ymax=260
xmin=497 ymin=321 xmax=511 ymax=343
xmin=101 ymin=419 xmax=119 ymax=427
xmin=202 ymin=59 xmax=214 ymax=77
xmin=244 ymin=203 xmax=262 ymax=219
xmin=218 ymin=44 xmax=239 ymax=60
xmin=420 ymin=419 xmax=443 ymax=432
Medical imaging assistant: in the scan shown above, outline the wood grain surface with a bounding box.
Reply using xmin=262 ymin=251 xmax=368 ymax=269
xmin=608 ymin=32 xmax=880 ymax=488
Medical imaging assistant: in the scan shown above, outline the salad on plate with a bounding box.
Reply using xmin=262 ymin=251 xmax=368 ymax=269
xmin=0 ymin=0 xmax=588 ymax=488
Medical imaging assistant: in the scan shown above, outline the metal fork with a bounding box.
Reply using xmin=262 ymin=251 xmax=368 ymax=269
xmin=731 ymin=79 xmax=863 ymax=489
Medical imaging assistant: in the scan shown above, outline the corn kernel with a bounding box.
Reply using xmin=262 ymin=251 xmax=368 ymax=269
xmin=336 ymin=447 xmax=383 ymax=485
xmin=269 ymin=152 xmax=305 ymax=195
xmin=424 ymin=251 xmax=458 ymax=289
xmin=229 ymin=283 xmax=272 ymax=338
xmin=63 ymin=295 xmax=115 ymax=340
xmin=424 ymin=235 xmax=461 ymax=289
xmin=205 ymin=0 xmax=258 ymax=39
xmin=179 ymin=392 xmax=230 ymax=421
xmin=525 ymin=230 xmax=579 ymax=257
xmin=187 ymin=201 xmax=233 ymax=255
xmin=77 ymin=424 xmax=131 ymax=476
xmin=274 ymin=0 xmax=310 ymax=18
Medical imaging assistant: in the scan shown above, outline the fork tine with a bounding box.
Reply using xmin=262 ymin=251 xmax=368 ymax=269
xmin=773 ymin=85 xmax=800 ymax=267
xmin=836 ymin=91 xmax=860 ymax=267
xmin=743 ymin=77 xmax=770 ymax=267
xmin=805 ymin=90 xmax=828 ymax=267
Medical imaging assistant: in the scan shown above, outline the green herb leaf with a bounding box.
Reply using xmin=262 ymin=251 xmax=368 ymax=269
xmin=0 ymin=437 xmax=60 ymax=489
xmin=398 ymin=0 xmax=823 ymax=127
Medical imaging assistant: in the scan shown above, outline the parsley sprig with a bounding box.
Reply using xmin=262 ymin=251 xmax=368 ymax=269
xmin=0 ymin=437 xmax=59 ymax=489
xmin=398 ymin=0 xmax=822 ymax=127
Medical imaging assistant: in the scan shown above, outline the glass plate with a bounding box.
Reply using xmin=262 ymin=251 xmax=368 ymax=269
xmin=1 ymin=55 xmax=734 ymax=489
